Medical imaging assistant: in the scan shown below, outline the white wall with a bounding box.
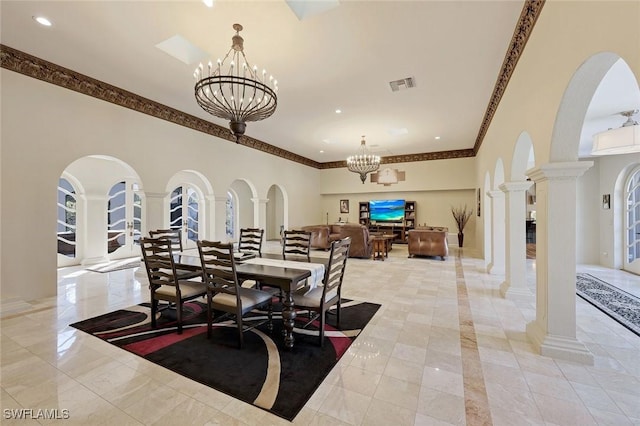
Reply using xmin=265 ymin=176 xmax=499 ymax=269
xmin=1 ymin=70 xmax=320 ymax=301
xmin=576 ymin=161 xmax=600 ymax=264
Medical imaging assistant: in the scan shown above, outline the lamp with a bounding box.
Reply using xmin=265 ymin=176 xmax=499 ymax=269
xmin=194 ymin=24 xmax=278 ymax=143
xmin=346 ymin=136 xmax=381 ymax=184
xmin=592 ymin=110 xmax=640 ymax=155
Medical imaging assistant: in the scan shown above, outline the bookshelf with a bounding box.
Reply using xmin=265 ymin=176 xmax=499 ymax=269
xmin=359 ymin=201 xmax=370 ymax=226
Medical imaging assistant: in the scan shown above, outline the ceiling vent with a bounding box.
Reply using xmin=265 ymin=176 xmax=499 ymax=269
xmin=389 ymin=77 xmax=416 ymax=92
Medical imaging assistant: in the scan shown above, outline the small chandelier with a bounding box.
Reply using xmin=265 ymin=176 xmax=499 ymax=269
xmin=194 ymin=24 xmax=278 ymax=143
xmin=592 ymin=110 xmax=640 ymax=155
xmin=346 ymin=136 xmax=381 ymax=184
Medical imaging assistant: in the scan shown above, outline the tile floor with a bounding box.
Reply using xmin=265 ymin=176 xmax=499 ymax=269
xmin=1 ymin=243 xmax=639 ymax=425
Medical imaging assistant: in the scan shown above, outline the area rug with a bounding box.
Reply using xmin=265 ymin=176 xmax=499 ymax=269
xmin=576 ymin=273 xmax=640 ymax=337
xmin=86 ymin=258 xmax=141 ymax=273
xmin=70 ymin=299 xmax=380 ymax=421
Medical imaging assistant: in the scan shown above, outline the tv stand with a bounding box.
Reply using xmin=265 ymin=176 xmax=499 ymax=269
xmin=361 ymin=200 xmax=415 ymax=244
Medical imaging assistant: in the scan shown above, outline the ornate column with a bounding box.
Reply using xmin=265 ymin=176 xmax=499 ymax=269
xmin=487 ymin=190 xmax=505 ymax=276
xmin=526 ymin=161 xmax=594 ymax=364
xmin=499 ymin=181 xmax=533 ymax=299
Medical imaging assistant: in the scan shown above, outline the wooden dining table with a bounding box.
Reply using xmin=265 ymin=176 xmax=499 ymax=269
xmin=173 ymin=252 xmax=323 ymax=349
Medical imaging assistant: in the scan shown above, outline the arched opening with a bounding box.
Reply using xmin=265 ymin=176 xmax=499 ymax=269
xmin=266 ymin=184 xmax=288 ymax=241
xmin=230 ymin=179 xmax=258 ymax=232
xmin=59 ymin=155 xmax=144 ymax=266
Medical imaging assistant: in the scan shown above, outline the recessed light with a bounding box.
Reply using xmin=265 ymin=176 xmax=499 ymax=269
xmin=435 ymin=136 xmax=441 ymax=140
xmin=202 ymin=0 xmax=214 ymax=7
xmin=320 ymin=150 xmax=324 ymax=153
xmin=335 ymin=109 xmax=342 ymax=114
xmin=33 ymin=16 xmax=52 ymax=26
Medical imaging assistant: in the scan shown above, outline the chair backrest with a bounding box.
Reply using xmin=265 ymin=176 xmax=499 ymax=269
xmin=140 ymin=237 xmax=178 ymax=288
xmin=149 ymin=228 xmax=183 ymax=253
xmin=197 ymin=240 xmax=241 ymax=304
xmin=322 ymin=237 xmax=351 ymax=301
xmin=238 ymin=228 xmax=264 ymax=257
xmin=282 ymin=230 xmax=312 ymax=262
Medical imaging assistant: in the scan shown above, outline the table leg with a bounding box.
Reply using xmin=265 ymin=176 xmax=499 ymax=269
xmin=282 ymin=290 xmax=296 ymax=349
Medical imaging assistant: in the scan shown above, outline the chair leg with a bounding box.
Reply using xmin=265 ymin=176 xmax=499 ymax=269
xmin=151 ymin=295 xmax=158 ymax=329
xmin=336 ymin=300 xmax=341 ymax=328
xmin=176 ymin=300 xmax=183 ymax=334
xmin=206 ymin=291 xmax=212 ymax=339
xmin=319 ymin=309 xmax=326 ymax=347
xmin=267 ymin=301 xmax=273 ymax=333
xmin=237 ymin=316 xmax=244 ymax=349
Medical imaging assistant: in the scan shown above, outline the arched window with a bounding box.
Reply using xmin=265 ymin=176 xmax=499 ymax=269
xmin=624 ymin=166 xmax=640 ymax=273
xmin=57 ymin=178 xmax=77 ymax=257
xmin=169 ymin=185 xmax=200 ymax=249
xmin=226 ymin=191 xmax=235 ymax=240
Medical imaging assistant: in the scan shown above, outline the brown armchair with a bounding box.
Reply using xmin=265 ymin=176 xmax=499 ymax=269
xmin=408 ymin=227 xmax=448 ymax=260
xmin=338 ymin=224 xmax=372 ymax=258
xmin=301 ymin=225 xmax=343 ymax=250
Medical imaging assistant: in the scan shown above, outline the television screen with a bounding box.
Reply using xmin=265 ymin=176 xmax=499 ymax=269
xmin=370 ymin=199 xmax=405 ymax=222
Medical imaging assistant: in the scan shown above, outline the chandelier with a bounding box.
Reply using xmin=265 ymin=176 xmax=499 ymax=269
xmin=592 ymin=110 xmax=640 ymax=155
xmin=346 ymin=136 xmax=381 ymax=184
xmin=194 ymin=24 xmax=278 ymax=143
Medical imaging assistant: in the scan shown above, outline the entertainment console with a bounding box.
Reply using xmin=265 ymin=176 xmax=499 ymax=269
xmin=359 ymin=200 xmax=416 ymax=243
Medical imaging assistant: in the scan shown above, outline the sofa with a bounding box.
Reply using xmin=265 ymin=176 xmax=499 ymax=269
xmin=407 ymin=227 xmax=449 ymax=260
xmin=338 ymin=224 xmax=373 ymax=258
xmin=301 ymin=224 xmax=344 ymax=250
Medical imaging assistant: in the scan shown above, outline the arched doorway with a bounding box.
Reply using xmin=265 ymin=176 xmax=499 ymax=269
xmin=266 ymin=184 xmax=288 ymax=241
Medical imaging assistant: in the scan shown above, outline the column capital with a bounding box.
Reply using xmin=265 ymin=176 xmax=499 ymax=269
xmin=487 ymin=189 xmax=505 ymax=199
xmin=251 ymin=198 xmax=269 ymax=204
xmin=528 ymin=161 xmax=593 ymax=183
xmin=499 ymin=181 xmax=532 ymax=193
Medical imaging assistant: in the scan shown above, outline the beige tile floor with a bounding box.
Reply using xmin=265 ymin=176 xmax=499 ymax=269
xmin=1 ymin=243 xmax=639 ymax=425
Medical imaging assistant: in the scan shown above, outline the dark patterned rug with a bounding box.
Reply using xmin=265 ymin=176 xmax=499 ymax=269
xmin=576 ymin=273 xmax=640 ymax=337
xmin=70 ymin=299 xmax=380 ymax=421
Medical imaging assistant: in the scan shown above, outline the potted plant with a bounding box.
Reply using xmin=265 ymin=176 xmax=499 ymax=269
xmin=451 ymin=204 xmax=473 ymax=247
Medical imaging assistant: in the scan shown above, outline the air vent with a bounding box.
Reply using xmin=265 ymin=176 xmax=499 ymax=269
xmin=389 ymin=77 xmax=416 ymax=92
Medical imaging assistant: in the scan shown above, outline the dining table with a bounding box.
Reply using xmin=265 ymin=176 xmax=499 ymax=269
xmin=173 ymin=252 xmax=326 ymax=349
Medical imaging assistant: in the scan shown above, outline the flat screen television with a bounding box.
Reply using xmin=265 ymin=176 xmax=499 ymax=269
xmin=369 ymin=199 xmax=405 ymax=222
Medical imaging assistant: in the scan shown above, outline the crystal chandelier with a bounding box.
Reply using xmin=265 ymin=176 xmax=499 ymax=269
xmin=346 ymin=136 xmax=381 ymax=184
xmin=194 ymin=24 xmax=278 ymax=143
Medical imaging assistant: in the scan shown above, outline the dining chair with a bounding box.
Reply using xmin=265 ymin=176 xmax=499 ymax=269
xmin=140 ymin=237 xmax=207 ymax=334
xmin=292 ymin=237 xmax=351 ymax=347
xmin=282 ymin=229 xmax=312 ymax=262
xmin=149 ymin=228 xmax=183 ymax=253
xmin=148 ymin=229 xmax=200 ymax=280
xmin=238 ymin=228 xmax=264 ymax=257
xmin=197 ymin=240 xmax=273 ymax=348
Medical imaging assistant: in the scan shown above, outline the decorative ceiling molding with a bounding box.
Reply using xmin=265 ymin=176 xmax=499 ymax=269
xmin=0 ymin=0 xmax=542 ymax=170
xmin=319 ymin=149 xmax=476 ymax=169
xmin=0 ymin=44 xmax=320 ymax=169
xmin=472 ymin=0 xmax=546 ymax=154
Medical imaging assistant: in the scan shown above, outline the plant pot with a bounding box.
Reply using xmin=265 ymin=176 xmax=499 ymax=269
xmin=458 ymin=232 xmax=464 ymax=248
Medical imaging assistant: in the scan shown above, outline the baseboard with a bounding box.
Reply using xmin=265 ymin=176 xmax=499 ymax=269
xmin=526 ymin=320 xmax=594 ymax=365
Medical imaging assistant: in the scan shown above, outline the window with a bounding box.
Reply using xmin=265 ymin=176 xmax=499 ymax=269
xmin=626 ymin=167 xmax=640 ymax=264
xmin=57 ymin=178 xmax=77 ymax=257
xmin=226 ymin=191 xmax=234 ymax=239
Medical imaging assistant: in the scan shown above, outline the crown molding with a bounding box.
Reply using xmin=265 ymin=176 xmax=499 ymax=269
xmin=0 ymin=0 xmax=542 ymax=170
xmin=472 ymin=0 xmax=546 ymax=154
xmin=0 ymin=44 xmax=320 ymax=169
xmin=319 ymin=149 xmax=476 ymax=169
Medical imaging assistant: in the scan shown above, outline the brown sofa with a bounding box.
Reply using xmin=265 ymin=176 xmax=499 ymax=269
xmin=301 ymin=224 xmax=343 ymax=250
xmin=338 ymin=224 xmax=373 ymax=258
xmin=408 ymin=227 xmax=449 ymax=260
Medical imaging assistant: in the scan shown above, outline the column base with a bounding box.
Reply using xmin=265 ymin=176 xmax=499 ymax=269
xmin=526 ymin=320 xmax=594 ymax=365
xmin=488 ymin=264 xmax=505 ymax=275
xmin=500 ymin=280 xmax=532 ymax=299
